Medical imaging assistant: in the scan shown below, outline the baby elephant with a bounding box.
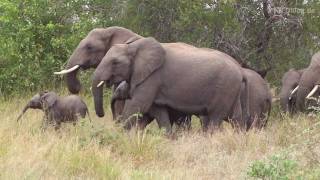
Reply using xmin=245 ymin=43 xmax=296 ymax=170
xmin=17 ymin=91 xmax=90 ymax=130
xmin=111 ymin=81 xmax=191 ymax=130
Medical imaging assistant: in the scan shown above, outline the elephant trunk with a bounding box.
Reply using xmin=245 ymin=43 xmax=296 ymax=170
xmin=92 ymin=79 xmax=105 ymax=117
xmin=65 ymin=62 xmax=81 ymax=94
xmin=279 ymin=88 xmax=291 ymax=112
xmin=296 ymin=86 xmax=309 ymax=112
xmin=17 ymin=104 xmax=30 ymax=122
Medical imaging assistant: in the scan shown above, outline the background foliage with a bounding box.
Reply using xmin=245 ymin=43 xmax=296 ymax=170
xmin=1 ymin=0 xmax=320 ymax=96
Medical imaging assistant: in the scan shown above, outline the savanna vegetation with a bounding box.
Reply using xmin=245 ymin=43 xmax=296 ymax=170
xmin=1 ymin=0 xmax=320 ymax=179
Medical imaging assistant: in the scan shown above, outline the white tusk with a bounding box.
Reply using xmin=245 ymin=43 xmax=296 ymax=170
xmin=306 ymin=85 xmax=319 ymax=99
xmin=290 ymin=85 xmax=299 ymax=96
xmin=97 ymin=81 xmax=105 ymax=88
xmin=54 ymin=65 xmax=80 ymax=75
xmin=289 ymin=85 xmax=299 ymax=100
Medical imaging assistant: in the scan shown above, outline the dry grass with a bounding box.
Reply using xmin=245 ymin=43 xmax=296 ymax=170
xmin=0 ymin=95 xmax=320 ymax=179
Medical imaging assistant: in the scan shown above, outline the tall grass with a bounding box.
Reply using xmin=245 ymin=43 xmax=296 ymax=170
xmin=0 ymin=95 xmax=319 ymax=179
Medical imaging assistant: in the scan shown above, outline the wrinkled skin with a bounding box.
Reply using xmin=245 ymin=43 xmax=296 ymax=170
xmin=296 ymin=52 xmax=320 ymax=112
xmin=242 ymin=69 xmax=272 ymax=130
xmin=64 ymin=27 xmax=142 ymax=94
xmin=92 ymin=37 xmax=246 ymax=132
xmin=17 ymin=92 xmax=90 ymax=130
xmin=111 ymin=81 xmax=191 ymax=130
xmin=279 ymin=68 xmax=304 ymax=114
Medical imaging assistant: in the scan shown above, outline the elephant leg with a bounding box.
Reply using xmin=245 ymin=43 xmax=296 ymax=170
xmin=177 ymin=115 xmax=191 ymax=131
xmin=148 ymin=105 xmax=172 ymax=134
xmin=54 ymin=121 xmax=61 ymax=131
xmin=121 ymin=81 xmax=165 ymax=131
xmin=112 ymin=100 xmax=126 ymax=120
xmin=206 ymin=97 xmax=238 ymax=133
xmin=137 ymin=114 xmax=154 ymax=130
xmin=200 ymin=116 xmax=210 ymax=132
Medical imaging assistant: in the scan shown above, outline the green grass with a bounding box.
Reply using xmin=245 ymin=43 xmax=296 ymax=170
xmin=0 ymin=94 xmax=320 ymax=179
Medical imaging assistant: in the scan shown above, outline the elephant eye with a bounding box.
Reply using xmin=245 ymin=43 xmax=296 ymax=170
xmin=86 ymin=44 xmax=93 ymax=51
xmin=112 ymin=60 xmax=120 ymax=66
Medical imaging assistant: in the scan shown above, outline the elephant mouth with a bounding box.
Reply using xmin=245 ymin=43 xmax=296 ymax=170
xmin=97 ymin=79 xmax=113 ymax=88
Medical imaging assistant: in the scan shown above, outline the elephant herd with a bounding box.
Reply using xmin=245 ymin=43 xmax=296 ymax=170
xmin=20 ymin=26 xmax=318 ymax=133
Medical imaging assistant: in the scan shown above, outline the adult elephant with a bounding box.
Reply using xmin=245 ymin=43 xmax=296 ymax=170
xmin=54 ymin=27 xmax=142 ymax=123
xmin=92 ymin=37 xmax=247 ymax=131
xmin=242 ymin=68 xmax=272 ymax=129
xmin=296 ymin=52 xmax=320 ymax=112
xmin=55 ymin=27 xmax=142 ymax=94
xmin=279 ymin=68 xmax=304 ymax=114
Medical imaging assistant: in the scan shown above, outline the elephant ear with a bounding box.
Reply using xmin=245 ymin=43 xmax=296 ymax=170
xmin=125 ymin=36 xmax=140 ymax=44
xmin=128 ymin=37 xmax=165 ymax=92
xmin=41 ymin=92 xmax=58 ymax=108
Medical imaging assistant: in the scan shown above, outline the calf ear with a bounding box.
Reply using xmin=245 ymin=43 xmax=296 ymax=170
xmin=41 ymin=92 xmax=58 ymax=108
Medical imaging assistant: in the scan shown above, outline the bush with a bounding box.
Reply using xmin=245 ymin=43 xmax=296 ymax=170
xmin=247 ymin=154 xmax=298 ymax=180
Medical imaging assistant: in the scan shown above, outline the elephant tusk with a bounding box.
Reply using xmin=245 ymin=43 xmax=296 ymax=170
xmin=289 ymin=85 xmax=299 ymax=100
xmin=306 ymin=85 xmax=319 ymax=99
xmin=291 ymin=85 xmax=299 ymax=95
xmin=54 ymin=65 xmax=80 ymax=75
xmin=97 ymin=81 xmax=105 ymax=88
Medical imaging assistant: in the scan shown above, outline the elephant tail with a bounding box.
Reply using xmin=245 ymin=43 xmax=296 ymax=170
xmin=263 ymin=97 xmax=272 ymax=128
xmin=241 ymin=73 xmax=250 ymax=130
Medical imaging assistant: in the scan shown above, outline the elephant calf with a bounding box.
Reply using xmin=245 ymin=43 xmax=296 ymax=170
xmin=111 ymin=81 xmax=191 ymax=131
xmin=17 ymin=91 xmax=90 ymax=130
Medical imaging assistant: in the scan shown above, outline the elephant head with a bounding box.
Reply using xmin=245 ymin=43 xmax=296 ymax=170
xmin=279 ymin=68 xmax=304 ymax=113
xmin=40 ymin=92 xmax=59 ymax=110
xmin=92 ymin=37 xmax=165 ymax=117
xmin=17 ymin=93 xmax=43 ymax=121
xmin=296 ymin=52 xmax=320 ymax=111
xmin=54 ymin=27 xmax=142 ymax=94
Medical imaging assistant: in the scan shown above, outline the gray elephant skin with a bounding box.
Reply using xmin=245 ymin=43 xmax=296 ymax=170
xmin=279 ymin=68 xmax=304 ymax=113
xmin=243 ymin=68 xmax=272 ymax=129
xmin=91 ymin=37 xmax=247 ymax=132
xmin=56 ymin=26 xmax=247 ymax=132
xmin=111 ymin=81 xmax=191 ymax=130
xmin=296 ymin=52 xmax=320 ymax=112
xmin=17 ymin=91 xmax=90 ymax=130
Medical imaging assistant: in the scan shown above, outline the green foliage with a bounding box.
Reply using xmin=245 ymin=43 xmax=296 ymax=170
xmin=1 ymin=0 xmax=320 ymax=96
xmin=0 ymin=0 xmax=113 ymax=95
xmin=247 ymin=154 xmax=298 ymax=180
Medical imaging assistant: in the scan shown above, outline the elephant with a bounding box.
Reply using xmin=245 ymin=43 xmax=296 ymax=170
xmin=91 ymin=37 xmax=248 ymax=132
xmin=17 ymin=91 xmax=90 ymax=130
xmin=54 ymin=26 xmax=247 ymax=132
xmin=54 ymin=26 xmax=143 ymax=94
xmin=111 ymin=81 xmax=191 ymax=130
xmin=242 ymin=68 xmax=272 ymax=129
xmin=279 ymin=68 xmax=305 ymax=114
xmin=295 ymin=52 xmax=320 ymax=112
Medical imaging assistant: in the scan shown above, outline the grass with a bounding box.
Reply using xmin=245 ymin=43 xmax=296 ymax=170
xmin=0 ymin=94 xmax=320 ymax=179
